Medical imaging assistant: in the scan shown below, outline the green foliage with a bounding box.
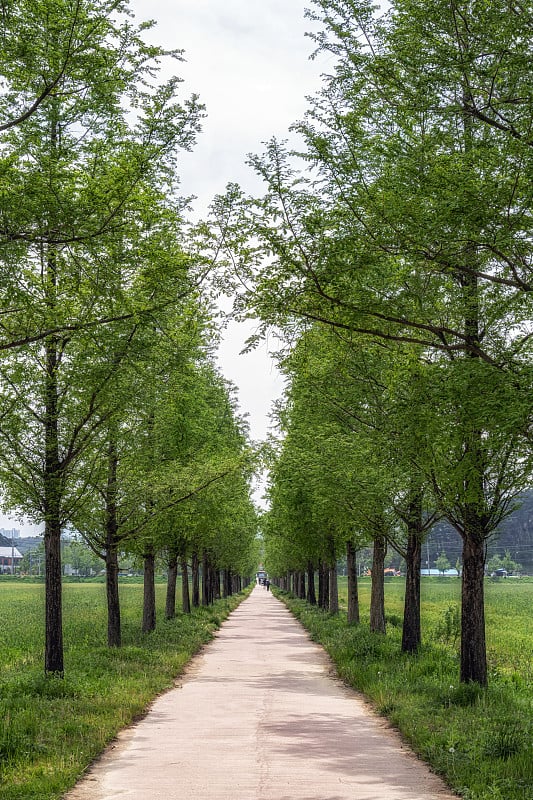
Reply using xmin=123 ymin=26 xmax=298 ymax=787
xmin=433 ymin=603 xmax=461 ymax=646
xmin=487 ymin=551 xmax=523 ymax=577
xmin=435 ymin=551 xmax=451 ymax=574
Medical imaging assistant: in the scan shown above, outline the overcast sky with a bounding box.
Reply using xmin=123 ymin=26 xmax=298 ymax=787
xmin=1 ymin=0 xmax=325 ymax=534
xmin=130 ymin=0 xmax=325 ymax=440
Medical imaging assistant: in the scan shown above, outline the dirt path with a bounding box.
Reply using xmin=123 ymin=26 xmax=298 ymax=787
xmin=66 ymin=586 xmax=457 ymax=800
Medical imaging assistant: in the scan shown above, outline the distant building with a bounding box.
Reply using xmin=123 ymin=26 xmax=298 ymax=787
xmin=0 ymin=527 xmax=20 ymax=540
xmin=0 ymin=545 xmax=23 ymax=573
xmin=421 ymin=568 xmax=459 ymax=576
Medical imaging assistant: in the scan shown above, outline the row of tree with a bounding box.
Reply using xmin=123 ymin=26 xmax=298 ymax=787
xmin=216 ymin=0 xmax=533 ymax=686
xmin=0 ymin=1 xmax=257 ymax=674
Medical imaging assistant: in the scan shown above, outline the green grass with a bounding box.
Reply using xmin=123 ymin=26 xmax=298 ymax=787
xmin=0 ymin=580 xmax=251 ymax=800
xmin=277 ymin=577 xmax=533 ymax=800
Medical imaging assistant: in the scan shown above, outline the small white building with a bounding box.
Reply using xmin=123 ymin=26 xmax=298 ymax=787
xmin=0 ymin=545 xmax=23 ymax=573
xmin=421 ymin=568 xmax=459 ymax=576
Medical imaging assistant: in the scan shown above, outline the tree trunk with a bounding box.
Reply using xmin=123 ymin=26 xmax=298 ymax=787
xmin=299 ymin=570 xmax=306 ymax=599
xmin=202 ymin=550 xmax=209 ymax=606
xmin=457 ymin=110 xmax=488 ymax=685
xmin=181 ymin=553 xmax=191 ymax=614
xmin=346 ymin=540 xmax=360 ymax=625
xmin=370 ymin=534 xmax=386 ymax=634
xmin=402 ymin=488 xmax=423 ymax=652
xmin=105 ymin=547 xmax=121 ymax=647
xmin=322 ymin=561 xmax=330 ymax=610
xmin=166 ymin=550 xmax=178 ymax=620
xmin=223 ymin=568 xmax=231 ymax=597
xmin=327 ymin=537 xmax=338 ymax=614
xmin=402 ymin=529 xmax=422 ymax=652
xmin=329 ymin=565 xmax=339 ymax=614
xmin=460 ymin=524 xmax=487 ymax=685
xmin=44 ymin=515 xmax=63 ymax=674
xmin=192 ymin=550 xmax=200 ymax=607
xmin=44 ymin=328 xmax=64 ymax=675
xmin=142 ymin=547 xmax=156 ymax=633
xmin=105 ymin=433 xmax=121 ymax=647
xmin=318 ymin=562 xmax=325 ymax=608
xmin=307 ymin=561 xmax=316 ymax=605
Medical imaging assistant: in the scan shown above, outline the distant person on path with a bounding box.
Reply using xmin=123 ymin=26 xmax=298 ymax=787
xmin=266 ymin=580 xmax=270 ymax=591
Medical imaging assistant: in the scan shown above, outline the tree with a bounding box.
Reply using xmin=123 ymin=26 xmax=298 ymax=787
xmin=0 ymin=0 xmax=203 ymax=674
xmin=216 ymin=0 xmax=533 ymax=685
xmin=62 ymin=537 xmax=100 ymax=577
xmin=435 ymin=552 xmax=451 ymax=576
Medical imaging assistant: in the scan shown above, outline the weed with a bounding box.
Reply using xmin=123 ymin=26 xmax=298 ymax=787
xmin=385 ymin=613 xmax=402 ymax=627
xmin=433 ymin=603 xmax=461 ymax=646
xmin=483 ymin=720 xmax=530 ymax=760
xmin=445 ymin=681 xmax=483 ymax=707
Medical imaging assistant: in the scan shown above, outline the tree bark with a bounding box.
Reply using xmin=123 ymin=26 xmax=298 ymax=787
xmin=192 ymin=550 xmax=200 ymax=607
xmin=202 ymin=549 xmax=209 ymax=606
xmin=456 ymin=102 xmax=488 ymax=686
xmin=307 ymin=561 xmax=316 ymax=605
xmin=329 ymin=565 xmax=339 ymax=614
xmin=166 ymin=549 xmax=178 ymax=620
xmin=346 ymin=540 xmax=360 ymax=625
xmin=105 ymin=547 xmax=121 ymax=647
xmin=44 ymin=329 xmax=64 ymax=674
xmin=402 ymin=488 xmax=423 ymax=653
xmin=210 ymin=562 xmax=217 ymax=602
xmin=402 ymin=529 xmax=422 ymax=652
xmin=142 ymin=547 xmax=156 ymax=633
xmin=318 ymin=561 xmax=325 ymax=608
xmin=370 ymin=534 xmax=386 ymax=634
xmin=328 ymin=537 xmax=338 ymax=614
xmin=44 ymin=513 xmax=63 ymax=674
xmin=181 ymin=552 xmax=191 ymax=614
xmin=460 ymin=522 xmax=487 ymax=685
xmin=322 ymin=561 xmax=330 ymax=610
xmin=104 ymin=433 xmax=121 ymax=647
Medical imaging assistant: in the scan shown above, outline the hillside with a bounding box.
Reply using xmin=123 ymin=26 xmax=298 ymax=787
xmin=427 ymin=491 xmax=533 ymax=574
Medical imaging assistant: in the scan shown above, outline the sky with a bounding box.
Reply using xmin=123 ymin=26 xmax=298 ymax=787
xmin=1 ymin=0 xmax=326 ymax=535
xmin=129 ymin=0 xmax=325 ymax=441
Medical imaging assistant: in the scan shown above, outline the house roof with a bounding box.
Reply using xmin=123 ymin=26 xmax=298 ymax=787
xmin=0 ymin=546 xmax=22 ymax=559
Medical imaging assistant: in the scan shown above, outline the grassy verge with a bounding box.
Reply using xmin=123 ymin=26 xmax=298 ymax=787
xmin=276 ymin=578 xmax=532 ymax=800
xmin=0 ymin=581 xmax=251 ymax=800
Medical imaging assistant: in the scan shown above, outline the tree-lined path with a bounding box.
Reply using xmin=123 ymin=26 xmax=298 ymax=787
xmin=66 ymin=587 xmax=456 ymax=800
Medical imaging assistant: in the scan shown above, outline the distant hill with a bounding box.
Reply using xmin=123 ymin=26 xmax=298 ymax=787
xmin=14 ymin=537 xmax=43 ymax=555
xmin=427 ymin=491 xmax=533 ymax=574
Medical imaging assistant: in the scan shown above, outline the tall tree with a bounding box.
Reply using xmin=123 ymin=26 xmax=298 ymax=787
xmin=217 ymin=0 xmax=533 ymax=685
xmin=0 ymin=0 xmax=203 ymax=674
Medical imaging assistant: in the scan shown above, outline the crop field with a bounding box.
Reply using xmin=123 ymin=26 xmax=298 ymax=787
xmin=0 ymin=580 xmax=248 ymax=800
xmin=338 ymin=576 xmax=533 ymax=680
xmin=282 ymin=576 xmax=533 ymax=800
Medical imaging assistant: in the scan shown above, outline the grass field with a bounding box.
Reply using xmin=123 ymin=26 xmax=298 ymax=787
xmin=279 ymin=576 xmax=533 ymax=800
xmin=0 ymin=580 xmax=250 ymax=800
xmin=1 ymin=577 xmax=531 ymax=800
